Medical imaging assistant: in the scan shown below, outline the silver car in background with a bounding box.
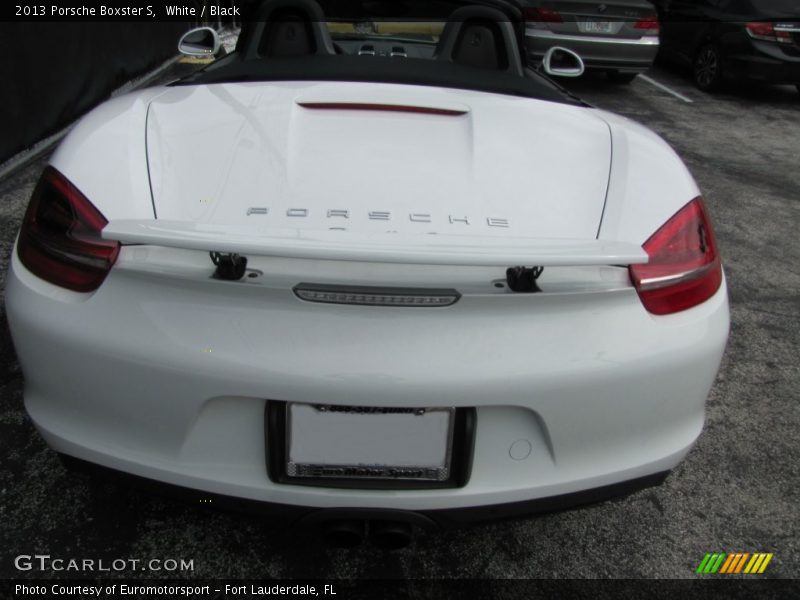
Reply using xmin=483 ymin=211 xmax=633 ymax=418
xmin=523 ymin=0 xmax=660 ymax=83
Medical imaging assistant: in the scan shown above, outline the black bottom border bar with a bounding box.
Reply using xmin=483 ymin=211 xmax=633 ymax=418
xmin=3 ymin=578 xmax=798 ymax=600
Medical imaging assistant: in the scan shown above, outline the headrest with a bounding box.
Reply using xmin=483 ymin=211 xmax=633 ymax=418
xmin=435 ymin=6 xmax=523 ymax=76
xmin=244 ymin=0 xmax=336 ymax=59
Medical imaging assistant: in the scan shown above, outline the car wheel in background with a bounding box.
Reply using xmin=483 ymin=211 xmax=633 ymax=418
xmin=607 ymin=71 xmax=638 ymax=84
xmin=693 ymin=44 xmax=724 ymax=92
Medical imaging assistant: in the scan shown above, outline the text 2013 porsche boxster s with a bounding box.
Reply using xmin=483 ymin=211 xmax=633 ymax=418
xmin=6 ymin=0 xmax=728 ymax=546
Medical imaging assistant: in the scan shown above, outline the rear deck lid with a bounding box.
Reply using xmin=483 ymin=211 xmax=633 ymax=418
xmin=144 ymin=81 xmax=612 ymax=244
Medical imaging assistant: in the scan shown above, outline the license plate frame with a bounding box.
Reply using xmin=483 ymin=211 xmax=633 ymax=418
xmin=266 ymin=401 xmax=475 ymax=489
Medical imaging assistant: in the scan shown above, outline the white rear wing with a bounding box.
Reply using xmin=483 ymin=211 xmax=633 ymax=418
xmin=103 ymin=220 xmax=648 ymax=267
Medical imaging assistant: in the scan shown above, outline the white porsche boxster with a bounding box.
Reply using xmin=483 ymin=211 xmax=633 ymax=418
xmin=6 ymin=0 xmax=728 ymax=547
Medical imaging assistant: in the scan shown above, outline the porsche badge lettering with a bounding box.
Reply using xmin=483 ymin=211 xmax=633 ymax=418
xmin=246 ymin=208 xmax=510 ymax=227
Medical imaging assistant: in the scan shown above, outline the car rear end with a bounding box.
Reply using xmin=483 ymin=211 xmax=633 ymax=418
xmin=6 ymin=229 xmax=728 ymax=520
xmin=5 ymin=83 xmax=729 ymax=526
xmin=733 ymin=17 xmax=800 ymax=86
xmin=523 ymin=0 xmax=660 ymax=78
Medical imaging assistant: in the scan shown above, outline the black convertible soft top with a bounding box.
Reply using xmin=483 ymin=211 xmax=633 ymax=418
xmin=178 ymin=54 xmax=580 ymax=104
xmin=177 ymin=0 xmax=583 ymax=105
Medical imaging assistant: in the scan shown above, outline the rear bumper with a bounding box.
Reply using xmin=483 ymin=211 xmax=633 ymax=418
xmin=58 ymin=453 xmax=669 ymax=527
xmin=525 ymin=29 xmax=659 ymax=73
xmin=6 ymin=247 xmax=729 ymax=513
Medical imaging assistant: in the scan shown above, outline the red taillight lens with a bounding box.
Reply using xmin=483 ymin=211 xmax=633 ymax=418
xmin=629 ymin=198 xmax=722 ymax=315
xmin=17 ymin=166 xmax=119 ymax=292
xmin=523 ymin=7 xmax=563 ymax=23
xmin=634 ymin=16 xmax=659 ymax=33
xmin=746 ymin=21 xmax=792 ymax=43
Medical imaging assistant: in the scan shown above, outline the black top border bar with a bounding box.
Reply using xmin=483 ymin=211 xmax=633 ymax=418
xmin=7 ymin=0 xmax=799 ymax=23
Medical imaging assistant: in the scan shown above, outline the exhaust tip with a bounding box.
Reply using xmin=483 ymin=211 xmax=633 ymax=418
xmin=370 ymin=521 xmax=413 ymax=550
xmin=321 ymin=520 xmax=365 ymax=549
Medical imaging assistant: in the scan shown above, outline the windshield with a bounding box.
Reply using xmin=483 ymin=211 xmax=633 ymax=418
xmin=326 ymin=21 xmax=444 ymax=43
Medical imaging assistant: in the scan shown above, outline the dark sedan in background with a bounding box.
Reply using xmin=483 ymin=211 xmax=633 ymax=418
xmin=651 ymin=0 xmax=800 ymax=92
xmin=523 ymin=0 xmax=660 ymax=83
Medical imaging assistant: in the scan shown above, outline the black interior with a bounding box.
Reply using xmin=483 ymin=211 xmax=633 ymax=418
xmin=435 ymin=6 xmax=520 ymax=74
xmin=180 ymin=0 xmax=582 ymax=105
xmin=244 ymin=0 xmax=337 ymax=59
xmin=259 ymin=11 xmax=317 ymax=57
xmin=453 ymin=23 xmax=503 ymax=70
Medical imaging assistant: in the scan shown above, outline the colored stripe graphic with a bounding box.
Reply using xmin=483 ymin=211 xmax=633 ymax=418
xmin=719 ymin=553 xmax=735 ymax=574
xmin=759 ymin=554 xmax=774 ymax=573
xmin=721 ymin=553 xmax=739 ymax=574
xmin=697 ymin=554 xmax=713 ymax=574
xmin=712 ymin=554 xmax=726 ymax=573
xmin=700 ymin=553 xmax=774 ymax=575
xmin=744 ymin=554 xmax=761 ymax=574
xmin=697 ymin=553 xmax=727 ymax=574
xmin=719 ymin=554 xmax=736 ymax=574
xmin=733 ymin=553 xmax=749 ymax=574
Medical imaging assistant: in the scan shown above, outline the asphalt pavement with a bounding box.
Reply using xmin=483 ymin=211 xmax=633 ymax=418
xmin=0 ymin=60 xmax=798 ymax=586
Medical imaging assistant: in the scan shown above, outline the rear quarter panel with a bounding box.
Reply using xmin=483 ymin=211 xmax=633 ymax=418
xmin=49 ymin=87 xmax=169 ymax=220
xmin=594 ymin=109 xmax=701 ymax=244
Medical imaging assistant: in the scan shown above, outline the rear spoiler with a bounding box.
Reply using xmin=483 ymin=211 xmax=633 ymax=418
xmin=103 ymin=220 xmax=648 ymax=267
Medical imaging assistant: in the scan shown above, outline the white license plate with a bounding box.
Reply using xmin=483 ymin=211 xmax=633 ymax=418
xmin=577 ymin=20 xmax=615 ymax=34
xmin=286 ymin=403 xmax=455 ymax=481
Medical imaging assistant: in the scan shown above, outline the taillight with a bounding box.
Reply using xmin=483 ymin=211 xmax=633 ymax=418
xmin=523 ymin=7 xmax=563 ymax=23
xmin=629 ymin=198 xmax=722 ymax=315
xmin=634 ymin=16 xmax=659 ymax=34
xmin=17 ymin=166 xmax=119 ymax=292
xmin=746 ymin=21 xmax=792 ymax=44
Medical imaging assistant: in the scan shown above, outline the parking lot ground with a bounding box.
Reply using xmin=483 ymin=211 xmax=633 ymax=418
xmin=0 ymin=63 xmax=798 ymax=584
